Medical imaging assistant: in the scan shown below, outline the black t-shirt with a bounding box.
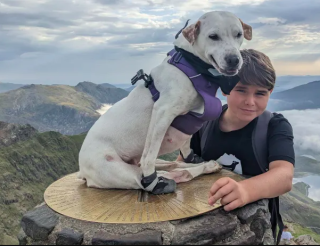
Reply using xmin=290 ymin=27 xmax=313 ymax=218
xmin=190 ymin=107 xmax=295 ymax=176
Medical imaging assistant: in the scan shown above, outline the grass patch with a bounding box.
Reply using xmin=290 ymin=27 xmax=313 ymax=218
xmin=286 ymin=222 xmax=320 ymax=244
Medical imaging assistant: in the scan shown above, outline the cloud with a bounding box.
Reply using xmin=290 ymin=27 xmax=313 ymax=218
xmin=280 ymin=109 xmax=320 ymax=154
xmin=0 ymin=12 xmax=75 ymax=28
xmin=0 ymin=0 xmax=319 ymax=84
xmin=309 ymin=188 xmax=320 ymax=202
xmin=96 ymin=103 xmax=113 ymax=115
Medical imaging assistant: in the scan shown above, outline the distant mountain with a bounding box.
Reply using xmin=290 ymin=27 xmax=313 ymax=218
xmin=269 ymin=80 xmax=320 ymax=111
xmin=294 ymin=155 xmax=320 ymax=176
xmin=99 ymin=82 xmax=117 ymax=88
xmin=112 ymin=83 xmax=133 ymax=89
xmin=0 ymin=82 xmax=128 ymax=135
xmin=0 ymin=122 xmax=86 ymax=242
xmin=281 ymin=182 xmax=320 ymax=236
xmin=0 ymin=81 xmax=118 ymax=94
xmin=274 ymin=75 xmax=320 ymax=93
xmin=125 ymin=85 xmax=136 ymax=92
xmin=0 ymin=82 xmax=26 ymax=93
xmin=75 ymin=81 xmax=128 ymax=104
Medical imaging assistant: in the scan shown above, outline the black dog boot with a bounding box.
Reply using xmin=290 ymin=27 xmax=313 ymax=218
xmin=181 ymin=149 xmax=204 ymax=164
xmin=141 ymin=171 xmax=176 ymax=195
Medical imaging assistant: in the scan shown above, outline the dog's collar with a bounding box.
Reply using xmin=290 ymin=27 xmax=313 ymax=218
xmin=173 ymin=46 xmax=240 ymax=95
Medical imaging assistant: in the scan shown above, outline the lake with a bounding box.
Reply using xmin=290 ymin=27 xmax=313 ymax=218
xmin=293 ymin=175 xmax=320 ymax=201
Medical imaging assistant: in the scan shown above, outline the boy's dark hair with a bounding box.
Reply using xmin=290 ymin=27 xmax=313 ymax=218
xmin=238 ymin=49 xmax=276 ymax=90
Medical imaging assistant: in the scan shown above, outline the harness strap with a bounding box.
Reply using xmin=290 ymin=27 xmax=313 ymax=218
xmin=252 ymin=110 xmax=273 ymax=173
xmin=269 ymin=197 xmax=284 ymax=245
xmin=175 ymin=19 xmax=190 ymax=39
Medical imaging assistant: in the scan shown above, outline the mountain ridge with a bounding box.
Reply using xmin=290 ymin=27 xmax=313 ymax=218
xmin=269 ymin=80 xmax=320 ymax=111
xmin=0 ymin=82 xmax=128 ymax=135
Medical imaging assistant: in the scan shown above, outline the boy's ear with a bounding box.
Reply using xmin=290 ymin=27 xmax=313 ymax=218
xmin=270 ymin=89 xmax=273 ymax=94
xmin=222 ymin=92 xmax=227 ymax=97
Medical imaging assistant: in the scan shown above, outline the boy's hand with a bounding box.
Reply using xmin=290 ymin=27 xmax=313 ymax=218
xmin=208 ymin=177 xmax=249 ymax=211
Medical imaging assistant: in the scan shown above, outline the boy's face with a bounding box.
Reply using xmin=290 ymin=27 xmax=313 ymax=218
xmin=224 ymin=82 xmax=272 ymax=122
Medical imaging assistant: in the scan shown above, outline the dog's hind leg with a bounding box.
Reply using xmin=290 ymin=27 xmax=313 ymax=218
xmin=81 ymin=154 xmax=144 ymax=190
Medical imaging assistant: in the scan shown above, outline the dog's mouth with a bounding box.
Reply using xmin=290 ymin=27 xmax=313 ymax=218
xmin=210 ymin=55 xmax=220 ymax=71
xmin=210 ymin=55 xmax=239 ymax=76
xmin=220 ymin=68 xmax=239 ymax=76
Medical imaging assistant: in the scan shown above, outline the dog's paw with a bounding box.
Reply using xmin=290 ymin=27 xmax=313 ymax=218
xmin=141 ymin=172 xmax=176 ymax=195
xmin=204 ymin=160 xmax=222 ymax=174
xmin=151 ymin=177 xmax=177 ymax=195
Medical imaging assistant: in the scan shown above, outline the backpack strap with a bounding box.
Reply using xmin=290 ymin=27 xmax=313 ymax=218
xmin=200 ymin=104 xmax=228 ymax=151
xmin=200 ymin=121 xmax=211 ymax=152
xmin=252 ymin=110 xmax=274 ymax=173
xmin=252 ymin=110 xmax=284 ymax=245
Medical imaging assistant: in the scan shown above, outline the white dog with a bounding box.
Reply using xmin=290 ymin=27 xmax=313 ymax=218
xmin=78 ymin=11 xmax=252 ymax=194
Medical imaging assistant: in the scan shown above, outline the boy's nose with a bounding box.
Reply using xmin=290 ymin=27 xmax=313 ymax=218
xmin=245 ymin=95 xmax=255 ymax=106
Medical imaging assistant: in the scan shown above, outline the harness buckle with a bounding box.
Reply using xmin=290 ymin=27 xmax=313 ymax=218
xmin=131 ymin=69 xmax=153 ymax=88
xmin=173 ymin=52 xmax=183 ymax=63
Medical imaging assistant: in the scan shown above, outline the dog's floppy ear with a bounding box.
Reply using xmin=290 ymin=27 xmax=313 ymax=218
xmin=182 ymin=21 xmax=201 ymax=45
xmin=239 ymin=19 xmax=252 ymax=41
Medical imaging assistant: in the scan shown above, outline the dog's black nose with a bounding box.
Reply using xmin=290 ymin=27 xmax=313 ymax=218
xmin=226 ymin=55 xmax=240 ymax=67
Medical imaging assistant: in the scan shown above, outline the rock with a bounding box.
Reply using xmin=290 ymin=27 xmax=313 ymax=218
xmin=171 ymin=210 xmax=238 ymax=245
xmin=21 ymin=205 xmax=59 ymax=241
xmin=92 ymin=231 xmax=162 ymax=245
xmin=0 ymin=122 xmax=37 ymax=148
xmin=222 ymin=231 xmax=256 ymax=245
xmin=234 ymin=200 xmax=268 ymax=224
xmin=250 ymin=210 xmax=271 ymax=243
xmin=294 ymin=235 xmax=318 ymax=245
xmin=19 ymin=199 xmax=272 ymax=245
xmin=56 ymin=228 xmax=84 ymax=245
xmin=17 ymin=229 xmax=28 ymax=245
xmin=280 ymin=240 xmax=297 ymax=245
xmin=263 ymin=229 xmax=275 ymax=245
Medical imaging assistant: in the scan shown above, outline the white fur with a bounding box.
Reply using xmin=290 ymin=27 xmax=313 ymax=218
xmin=78 ymin=11 xmax=249 ymax=190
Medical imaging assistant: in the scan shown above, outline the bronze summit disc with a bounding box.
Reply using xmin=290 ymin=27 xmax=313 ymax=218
xmin=44 ymin=169 xmax=244 ymax=224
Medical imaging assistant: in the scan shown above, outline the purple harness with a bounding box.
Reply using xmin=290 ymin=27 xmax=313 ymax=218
xmin=148 ymin=49 xmax=222 ymax=135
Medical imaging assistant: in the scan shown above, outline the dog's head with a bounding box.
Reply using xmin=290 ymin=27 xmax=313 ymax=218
xmin=182 ymin=11 xmax=252 ymax=76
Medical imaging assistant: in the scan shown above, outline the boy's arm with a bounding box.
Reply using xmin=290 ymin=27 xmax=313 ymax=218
xmin=208 ymin=160 xmax=294 ymax=211
xmin=239 ymin=160 xmax=293 ymax=202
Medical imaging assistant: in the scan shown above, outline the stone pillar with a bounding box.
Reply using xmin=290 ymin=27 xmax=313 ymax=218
xmin=18 ymin=200 xmax=274 ymax=245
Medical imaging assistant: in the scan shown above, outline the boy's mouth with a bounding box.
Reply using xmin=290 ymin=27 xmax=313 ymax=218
xmin=240 ymin=108 xmax=256 ymax=113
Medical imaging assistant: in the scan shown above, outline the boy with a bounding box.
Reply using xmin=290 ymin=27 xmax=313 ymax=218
xmin=178 ymin=49 xmax=295 ymax=244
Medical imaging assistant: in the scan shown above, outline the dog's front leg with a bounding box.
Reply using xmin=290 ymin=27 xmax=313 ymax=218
xmin=140 ymin=101 xmax=183 ymax=195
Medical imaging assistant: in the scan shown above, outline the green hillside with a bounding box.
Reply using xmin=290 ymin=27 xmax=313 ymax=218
xmin=0 ymin=128 xmax=86 ymax=241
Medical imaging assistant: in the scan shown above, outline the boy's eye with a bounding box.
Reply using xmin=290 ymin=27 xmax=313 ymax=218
xmin=256 ymin=93 xmax=266 ymax=96
xmin=236 ymin=90 xmax=245 ymax=93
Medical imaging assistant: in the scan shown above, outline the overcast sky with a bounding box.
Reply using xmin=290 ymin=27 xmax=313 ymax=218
xmin=0 ymin=0 xmax=319 ymax=85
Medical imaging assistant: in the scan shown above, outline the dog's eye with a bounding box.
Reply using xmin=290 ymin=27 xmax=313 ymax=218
xmin=237 ymin=32 xmax=243 ymax=38
xmin=209 ymin=34 xmax=219 ymax=41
